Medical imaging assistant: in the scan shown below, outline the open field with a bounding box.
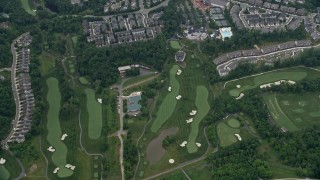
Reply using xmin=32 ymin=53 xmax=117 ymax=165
xmin=46 ymin=77 xmax=73 ymax=177
xmin=264 ymin=93 xmax=320 ymax=131
xmin=217 ymin=122 xmax=240 ymax=147
xmin=151 ymin=65 xmax=180 ymax=132
xmin=79 ymin=77 xmax=90 ymax=85
xmin=226 ymin=67 xmax=320 ymax=97
xmin=123 ymin=74 xmax=155 ymax=88
xmin=20 ymin=0 xmax=36 ymax=16
xmin=187 ymin=86 xmax=210 ymax=153
xmin=169 ymin=40 xmax=182 ymax=50
xmin=84 ymin=88 xmax=102 ymax=139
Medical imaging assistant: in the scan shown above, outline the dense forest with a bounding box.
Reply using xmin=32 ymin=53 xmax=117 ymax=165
xmin=0 ymin=79 xmax=15 ymax=140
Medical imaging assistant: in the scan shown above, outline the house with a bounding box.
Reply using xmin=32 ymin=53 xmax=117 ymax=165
xmin=175 ymin=51 xmax=186 ymax=62
xmin=261 ymin=45 xmax=279 ymax=54
xmin=295 ymin=40 xmax=312 ymax=47
xmin=118 ymin=66 xmax=131 ymax=74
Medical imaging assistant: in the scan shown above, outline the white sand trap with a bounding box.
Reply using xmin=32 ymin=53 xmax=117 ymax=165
xmin=65 ymin=164 xmax=76 ymax=171
xmin=235 ymin=134 xmax=242 ymax=141
xmin=53 ymin=167 xmax=60 ymax=174
xmin=169 ymin=159 xmax=175 ymax=164
xmin=196 ymin=143 xmax=201 ymax=147
xmin=168 ymin=87 xmax=172 ymax=92
xmin=176 ymin=69 xmax=182 ymax=75
xmin=0 ymin=158 xmax=6 ymax=165
xmin=61 ymin=133 xmax=68 ymax=141
xmin=176 ymin=95 xmax=182 ymax=100
xmin=97 ymin=98 xmax=102 ymax=104
xmin=47 ymin=146 xmax=56 ymax=152
xmin=189 ymin=110 xmax=197 ymax=116
xmin=288 ymin=80 xmax=296 ymax=84
xmin=260 ymin=80 xmax=295 ymax=89
xmin=236 ymin=93 xmax=244 ymax=100
xmin=180 ymin=141 xmax=188 ymax=147
xmin=236 ymin=85 xmax=241 ymax=88
xmin=186 ymin=118 xmax=193 ymax=123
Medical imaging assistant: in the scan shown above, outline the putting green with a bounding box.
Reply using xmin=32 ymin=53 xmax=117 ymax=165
xmin=228 ymin=71 xmax=307 ymax=97
xmin=85 ymin=88 xmax=102 ymax=139
xmin=79 ymin=77 xmax=90 ymax=85
xmin=20 ymin=0 xmax=36 ymax=16
xmin=217 ymin=122 xmax=240 ymax=147
xmin=264 ymin=95 xmax=299 ymax=131
xmin=227 ymin=118 xmax=241 ymax=128
xmin=169 ymin=40 xmax=181 ymax=50
xmin=151 ymin=65 xmax=180 ymax=132
xmin=0 ymin=165 xmax=10 ymax=180
xmin=46 ymin=78 xmax=73 ymax=177
xmin=187 ymin=86 xmax=210 ymax=153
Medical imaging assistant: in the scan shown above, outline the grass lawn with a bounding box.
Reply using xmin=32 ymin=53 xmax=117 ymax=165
xmin=84 ymin=88 xmax=103 ymax=139
xmin=227 ymin=118 xmax=241 ymax=128
xmin=217 ymin=122 xmax=240 ymax=147
xmin=169 ymin=40 xmax=182 ymax=50
xmin=20 ymin=0 xmax=36 ymax=16
xmin=123 ymin=74 xmax=155 ymax=88
xmin=187 ymin=86 xmax=210 ymax=153
xmin=226 ymin=67 xmax=320 ymax=97
xmin=46 ymin=77 xmax=73 ymax=178
xmin=0 ymin=166 xmax=10 ymax=180
xmin=264 ymin=94 xmax=299 ymax=131
xmin=151 ymin=65 xmax=180 ymax=132
xmin=39 ymin=52 xmax=55 ymax=76
xmin=79 ymin=77 xmax=90 ymax=85
xmin=72 ymin=36 xmax=78 ymax=45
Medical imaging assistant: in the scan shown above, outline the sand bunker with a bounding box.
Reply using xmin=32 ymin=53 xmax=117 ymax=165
xmin=168 ymin=86 xmax=172 ymax=92
xmin=61 ymin=134 xmax=68 ymax=141
xmin=236 ymin=93 xmax=244 ymax=100
xmin=47 ymin=146 xmax=56 ymax=152
xmin=53 ymin=167 xmax=60 ymax=174
xmin=146 ymin=127 xmax=178 ymax=165
xmin=176 ymin=95 xmax=182 ymax=100
xmin=180 ymin=141 xmax=187 ymax=147
xmin=196 ymin=143 xmax=201 ymax=147
xmin=97 ymin=98 xmax=102 ymax=104
xmin=169 ymin=159 xmax=175 ymax=164
xmin=260 ymin=80 xmax=296 ymax=89
xmin=235 ymin=134 xmax=242 ymax=141
xmin=65 ymin=164 xmax=76 ymax=171
xmin=186 ymin=118 xmax=193 ymax=123
xmin=0 ymin=158 xmax=6 ymax=165
xmin=176 ymin=69 xmax=182 ymax=75
xmin=189 ymin=110 xmax=197 ymax=116
xmin=236 ymin=85 xmax=241 ymax=88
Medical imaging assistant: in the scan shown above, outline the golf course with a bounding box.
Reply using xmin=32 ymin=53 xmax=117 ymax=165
xmin=84 ymin=88 xmax=103 ymax=139
xmin=46 ymin=77 xmax=73 ymax=177
xmin=217 ymin=122 xmax=240 ymax=147
xmin=0 ymin=166 xmax=9 ymax=180
xmin=169 ymin=40 xmax=181 ymax=50
xmin=20 ymin=0 xmax=36 ymax=16
xmin=151 ymin=65 xmax=180 ymax=132
xmin=187 ymin=86 xmax=210 ymax=153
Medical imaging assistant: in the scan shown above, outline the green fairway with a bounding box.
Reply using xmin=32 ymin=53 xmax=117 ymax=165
xmin=46 ymin=78 xmax=73 ymax=177
xmin=0 ymin=166 xmax=10 ymax=180
xmin=227 ymin=70 xmax=308 ymax=97
xmin=79 ymin=77 xmax=89 ymax=85
xmin=151 ymin=65 xmax=180 ymax=132
xmin=264 ymin=94 xmax=299 ymax=131
xmin=169 ymin=40 xmax=182 ymax=50
xmin=227 ymin=118 xmax=241 ymax=128
xmin=20 ymin=0 xmax=36 ymax=16
xmin=217 ymin=122 xmax=240 ymax=147
xmin=72 ymin=36 xmax=78 ymax=45
xmin=85 ymin=88 xmax=102 ymax=139
xmin=187 ymin=86 xmax=210 ymax=153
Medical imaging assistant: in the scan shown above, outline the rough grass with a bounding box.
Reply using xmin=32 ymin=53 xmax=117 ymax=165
xmin=46 ymin=77 xmax=73 ymax=177
xmin=227 ymin=118 xmax=241 ymax=128
xmin=264 ymin=94 xmax=299 ymax=132
xmin=20 ymin=0 xmax=36 ymax=16
xmin=84 ymin=88 xmax=102 ymax=139
xmin=187 ymin=86 xmax=210 ymax=153
xmin=217 ymin=122 xmax=240 ymax=147
xmin=227 ymin=69 xmax=309 ymax=97
xmin=169 ymin=40 xmax=181 ymax=50
xmin=0 ymin=166 xmax=10 ymax=180
xmin=39 ymin=52 xmax=55 ymax=76
xmin=151 ymin=65 xmax=180 ymax=132
xmin=79 ymin=77 xmax=90 ymax=85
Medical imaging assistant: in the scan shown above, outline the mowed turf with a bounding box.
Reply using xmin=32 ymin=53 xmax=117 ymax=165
xmin=227 ymin=118 xmax=241 ymax=128
xmin=187 ymin=86 xmax=210 ymax=153
xmin=227 ymin=70 xmax=308 ymax=97
xmin=79 ymin=77 xmax=89 ymax=85
xmin=151 ymin=65 xmax=180 ymax=132
xmin=84 ymin=88 xmax=102 ymax=139
xmin=217 ymin=122 xmax=240 ymax=147
xmin=169 ymin=40 xmax=182 ymax=50
xmin=0 ymin=166 xmax=9 ymax=180
xmin=20 ymin=0 xmax=36 ymax=15
xmin=264 ymin=94 xmax=299 ymax=131
xmin=46 ymin=78 xmax=73 ymax=177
